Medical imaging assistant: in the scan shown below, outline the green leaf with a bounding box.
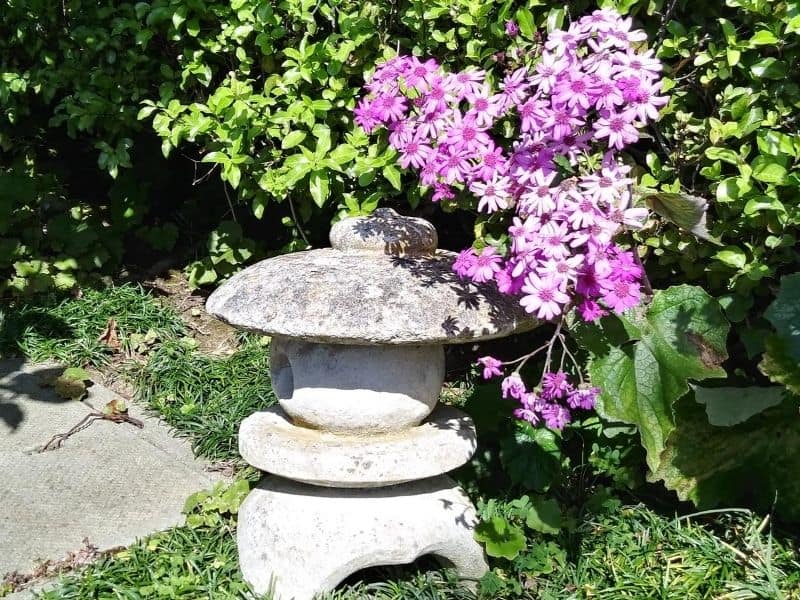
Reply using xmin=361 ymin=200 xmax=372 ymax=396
xmin=499 ymin=422 xmax=562 ymax=493
xmin=584 ymin=286 xmax=729 ymax=471
xmin=308 ymin=170 xmax=329 ymax=207
xmin=201 ymin=151 xmax=229 ymax=165
xmin=759 ymin=337 xmax=800 ymax=395
xmin=750 ymin=57 xmax=787 ymax=79
xmin=650 ymin=396 xmax=800 ymax=523
xmin=525 ymin=498 xmax=561 ymax=534
xmin=382 ymin=165 xmax=401 ymax=190
xmin=545 ymin=7 xmax=564 ymax=33
xmin=281 ymin=131 xmax=306 ymax=149
xmin=474 ymin=516 xmax=526 ymax=560
xmin=714 ymin=246 xmax=747 ymax=269
xmin=704 ymin=147 xmax=739 ymax=164
xmin=751 ymin=156 xmax=788 ymax=184
xmin=693 ymin=385 xmax=784 ymax=426
xmin=640 ymin=190 xmax=720 ymax=244
xmin=764 ymin=273 xmax=800 ymax=358
xmin=515 ymin=8 xmax=535 ymax=38
xmin=749 ymin=30 xmax=779 ymax=46
xmin=329 ymin=144 xmax=358 ymax=166
xmin=313 ymin=124 xmax=331 ymax=159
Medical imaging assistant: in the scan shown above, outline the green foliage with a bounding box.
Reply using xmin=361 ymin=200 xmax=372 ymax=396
xmin=638 ymin=0 xmax=800 ymax=376
xmin=652 ymin=394 xmax=800 ymax=522
xmin=0 ymin=169 xmax=123 ymax=295
xmin=759 ymin=273 xmax=800 ymax=394
xmin=131 ymin=335 xmax=275 ymax=461
xmin=0 ymin=284 xmax=185 ymax=366
xmin=499 ymin=422 xmax=563 ymax=494
xmin=693 ymin=384 xmax=784 ymax=426
xmin=576 ymin=285 xmax=730 ymax=471
xmin=186 ymin=221 xmax=259 ymax=288
xmin=183 ymin=480 xmax=251 ymax=528
xmin=36 ymin=513 xmax=253 ymax=599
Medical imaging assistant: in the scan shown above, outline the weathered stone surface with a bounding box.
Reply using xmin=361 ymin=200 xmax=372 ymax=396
xmin=206 ymin=249 xmax=536 ymax=345
xmin=271 ymin=336 xmax=444 ymax=433
xmin=0 ymin=360 xmax=223 ymax=578
xmin=238 ymin=475 xmax=488 ymax=600
xmin=329 ymin=208 xmax=437 ymax=256
xmin=239 ymin=405 xmax=476 ymax=487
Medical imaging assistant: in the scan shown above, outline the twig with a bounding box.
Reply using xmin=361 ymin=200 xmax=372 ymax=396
xmin=39 ymin=411 xmax=144 ymax=452
xmin=287 ymin=196 xmax=311 ymax=247
xmin=654 ymin=0 xmax=679 ymax=48
xmin=222 ymin=180 xmax=238 ymax=223
xmin=543 ymin=316 xmax=566 ymax=374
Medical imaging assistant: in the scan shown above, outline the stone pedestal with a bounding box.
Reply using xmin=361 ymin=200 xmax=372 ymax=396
xmin=238 ymin=476 xmax=487 ymax=600
xmin=207 ymin=208 xmax=537 ymax=599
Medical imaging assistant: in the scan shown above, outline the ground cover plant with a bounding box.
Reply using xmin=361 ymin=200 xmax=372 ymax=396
xmin=27 ymin=483 xmax=800 ymax=599
xmin=131 ymin=336 xmax=275 ymax=461
xmin=0 ymin=285 xmax=186 ymax=366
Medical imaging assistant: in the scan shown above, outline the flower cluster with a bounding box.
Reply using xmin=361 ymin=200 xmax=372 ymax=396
xmin=355 ymin=9 xmax=664 ymax=325
xmin=478 ymin=356 xmax=599 ymax=429
xmin=356 ymin=9 xmax=665 ymax=430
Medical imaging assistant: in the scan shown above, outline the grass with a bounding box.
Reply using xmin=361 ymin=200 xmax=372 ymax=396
xmin=130 ymin=336 xmax=275 ymax=461
xmin=30 ymin=503 xmax=799 ymax=599
xmin=0 ymin=284 xmax=185 ymax=367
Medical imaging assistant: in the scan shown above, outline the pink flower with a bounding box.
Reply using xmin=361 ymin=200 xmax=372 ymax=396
xmin=472 ymin=144 xmax=508 ymax=181
xmin=541 ymin=403 xmax=571 ymax=430
xmin=520 ymin=274 xmax=569 ymax=320
xmin=432 ymin=182 xmax=455 ymax=202
xmin=530 ymin=52 xmax=568 ymax=94
xmin=609 ymin=250 xmax=643 ymax=282
xmin=436 ymin=146 xmax=472 ymax=184
xmin=568 ymin=385 xmax=600 ymax=410
xmin=477 ymin=356 xmax=503 ymax=379
xmin=452 ymin=248 xmax=476 ymax=277
xmin=403 ymin=57 xmax=440 ymax=91
xmin=471 ymin=174 xmax=512 ymax=214
xmin=505 ymin=20 xmax=520 ymax=37
xmin=467 ymin=246 xmax=503 ymax=283
xmin=354 ymin=98 xmax=380 ymax=133
xmin=541 ymin=370 xmax=572 ymax=400
xmin=602 ymin=279 xmax=641 ymax=313
xmin=501 ymin=374 xmax=526 ymax=399
xmin=578 ymin=299 xmax=606 ymax=322
xmin=500 ymin=68 xmax=531 ymax=105
xmin=398 ymin=138 xmax=432 ymax=169
xmin=373 ymin=94 xmax=408 ymax=122
xmin=446 ymin=112 xmax=492 ymax=154
xmin=593 ymin=112 xmax=640 ymax=149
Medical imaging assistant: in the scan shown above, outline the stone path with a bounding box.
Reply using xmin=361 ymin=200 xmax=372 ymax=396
xmin=0 ymin=358 xmax=225 ymax=586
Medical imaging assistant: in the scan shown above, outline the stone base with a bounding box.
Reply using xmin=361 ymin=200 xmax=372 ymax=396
xmin=238 ymin=475 xmax=488 ymax=600
xmin=239 ymin=406 xmax=476 ymax=487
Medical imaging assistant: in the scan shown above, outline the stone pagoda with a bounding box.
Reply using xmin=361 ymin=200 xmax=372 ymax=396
xmin=207 ymin=208 xmax=536 ymax=600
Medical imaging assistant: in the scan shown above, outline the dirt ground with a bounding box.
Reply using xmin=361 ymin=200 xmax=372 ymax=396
xmin=145 ymin=270 xmax=240 ymax=356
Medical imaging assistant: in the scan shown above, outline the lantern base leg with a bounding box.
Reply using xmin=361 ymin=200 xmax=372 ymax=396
xmin=237 ymin=475 xmax=488 ymax=600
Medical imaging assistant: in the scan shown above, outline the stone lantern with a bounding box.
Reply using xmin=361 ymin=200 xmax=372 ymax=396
xmin=207 ymin=208 xmax=536 ymax=600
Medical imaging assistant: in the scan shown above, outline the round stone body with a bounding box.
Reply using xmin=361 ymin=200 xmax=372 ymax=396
xmin=270 ymin=335 xmax=445 ymax=433
xmin=238 ymin=475 xmax=488 ymax=600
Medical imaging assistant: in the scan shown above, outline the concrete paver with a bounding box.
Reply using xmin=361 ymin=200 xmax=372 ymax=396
xmin=0 ymin=358 xmax=224 ymax=579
